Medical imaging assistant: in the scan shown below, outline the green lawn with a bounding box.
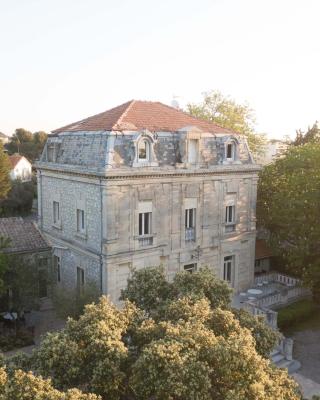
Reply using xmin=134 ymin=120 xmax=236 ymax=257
xmin=277 ymin=299 xmax=320 ymax=335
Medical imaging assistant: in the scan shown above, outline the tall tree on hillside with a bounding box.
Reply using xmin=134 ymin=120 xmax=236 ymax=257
xmin=187 ymin=90 xmax=265 ymax=155
xmin=257 ymin=143 xmax=320 ymax=301
xmin=0 ymin=142 xmax=11 ymax=200
xmin=293 ymin=121 xmax=320 ymax=146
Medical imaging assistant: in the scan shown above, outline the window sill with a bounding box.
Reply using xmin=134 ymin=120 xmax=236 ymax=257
xmin=132 ymin=161 xmax=159 ymax=167
xmin=52 ymin=223 xmax=62 ymax=230
xmin=75 ymin=231 xmax=87 ymax=240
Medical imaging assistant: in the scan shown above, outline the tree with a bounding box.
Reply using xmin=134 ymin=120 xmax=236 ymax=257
xmin=121 ymin=267 xmax=278 ymax=357
xmin=0 ymin=180 xmax=34 ymax=217
xmin=0 ymin=143 xmax=11 ymax=200
xmin=293 ymin=121 xmax=320 ymax=146
xmin=25 ymin=295 xmax=298 ymax=400
xmin=257 ymin=143 xmax=320 ymax=301
xmin=0 ymin=367 xmax=100 ymax=399
xmin=187 ymin=90 xmax=265 ymax=155
xmin=5 ymin=128 xmax=47 ymax=162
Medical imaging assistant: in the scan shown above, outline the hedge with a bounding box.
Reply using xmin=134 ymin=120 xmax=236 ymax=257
xmin=277 ymin=299 xmax=318 ymax=330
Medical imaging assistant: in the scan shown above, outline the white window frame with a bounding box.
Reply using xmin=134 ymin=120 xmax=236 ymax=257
xmin=76 ymin=209 xmax=85 ymax=233
xmin=223 ymin=255 xmax=234 ymax=283
xmin=139 ymin=212 xmax=152 ymax=236
xmin=53 ymin=201 xmax=60 ymax=225
xmin=138 ymin=139 xmax=150 ymax=162
xmin=225 ymin=141 xmax=236 ymax=161
xmin=225 ymin=205 xmax=235 ymax=224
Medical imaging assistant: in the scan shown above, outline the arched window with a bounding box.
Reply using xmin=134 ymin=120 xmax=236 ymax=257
xmin=225 ymin=141 xmax=236 ymax=161
xmin=138 ymin=139 xmax=150 ymax=161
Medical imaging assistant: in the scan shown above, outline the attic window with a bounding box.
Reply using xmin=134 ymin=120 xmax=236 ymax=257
xmin=225 ymin=141 xmax=236 ymax=161
xmin=138 ymin=139 xmax=150 ymax=161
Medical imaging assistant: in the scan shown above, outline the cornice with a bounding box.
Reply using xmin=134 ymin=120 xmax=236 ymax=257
xmin=36 ymin=163 xmax=261 ymax=181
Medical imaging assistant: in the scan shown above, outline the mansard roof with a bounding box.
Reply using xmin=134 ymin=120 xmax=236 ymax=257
xmin=52 ymin=100 xmax=233 ymax=134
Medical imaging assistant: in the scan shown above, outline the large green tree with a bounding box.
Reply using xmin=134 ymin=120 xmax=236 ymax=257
xmin=0 ymin=143 xmax=11 ymax=200
xmin=257 ymin=142 xmax=320 ymax=301
xmin=6 ymin=128 xmax=47 ymax=162
xmin=187 ymin=90 xmax=265 ymax=155
xmin=25 ymin=294 xmax=299 ymax=400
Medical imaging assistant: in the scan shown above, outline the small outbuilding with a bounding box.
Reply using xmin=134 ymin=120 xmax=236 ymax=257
xmin=9 ymin=154 xmax=32 ymax=182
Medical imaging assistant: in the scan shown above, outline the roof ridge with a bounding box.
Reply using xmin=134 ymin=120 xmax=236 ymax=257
xmin=112 ymin=99 xmax=136 ymax=130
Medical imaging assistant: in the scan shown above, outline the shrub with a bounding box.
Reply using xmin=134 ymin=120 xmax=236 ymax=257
xmin=277 ymin=299 xmax=318 ymax=330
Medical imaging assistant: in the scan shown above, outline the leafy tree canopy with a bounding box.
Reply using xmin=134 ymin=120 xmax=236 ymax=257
xmin=5 ymin=128 xmax=47 ymax=162
xmin=0 ymin=143 xmax=11 ymax=200
xmin=257 ymin=143 xmax=320 ymax=300
xmin=187 ymin=90 xmax=266 ymax=155
xmin=293 ymin=121 xmax=320 ymax=146
xmin=21 ymin=294 xmax=298 ymax=400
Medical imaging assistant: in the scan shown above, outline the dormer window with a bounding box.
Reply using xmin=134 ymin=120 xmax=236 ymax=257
xmin=225 ymin=141 xmax=236 ymax=161
xmin=138 ymin=139 xmax=150 ymax=161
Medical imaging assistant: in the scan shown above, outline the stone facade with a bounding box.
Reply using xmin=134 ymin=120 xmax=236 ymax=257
xmin=36 ymin=101 xmax=260 ymax=304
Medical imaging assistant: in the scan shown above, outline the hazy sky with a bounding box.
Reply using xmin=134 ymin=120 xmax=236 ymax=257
xmin=1 ymin=0 xmax=319 ymax=138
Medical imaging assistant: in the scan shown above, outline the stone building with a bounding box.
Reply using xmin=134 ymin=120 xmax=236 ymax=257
xmin=36 ymin=100 xmax=260 ymax=304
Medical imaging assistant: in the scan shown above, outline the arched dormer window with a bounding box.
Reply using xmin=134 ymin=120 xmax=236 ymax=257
xmin=225 ymin=141 xmax=236 ymax=161
xmin=138 ymin=139 xmax=150 ymax=161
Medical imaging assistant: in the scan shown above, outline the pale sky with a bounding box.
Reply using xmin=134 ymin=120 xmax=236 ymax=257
xmin=1 ymin=0 xmax=319 ymax=139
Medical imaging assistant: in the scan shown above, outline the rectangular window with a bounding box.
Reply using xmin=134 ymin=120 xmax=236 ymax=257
xmin=188 ymin=139 xmax=198 ymax=164
xmin=225 ymin=205 xmax=235 ymax=232
xmin=53 ymin=201 xmax=60 ymax=224
xmin=223 ymin=255 xmax=234 ymax=283
xmin=185 ymin=208 xmax=196 ymax=241
xmin=77 ymin=209 xmax=85 ymax=233
xmin=226 ymin=143 xmax=233 ymax=159
xmin=184 ymin=263 xmax=197 ymax=273
xmin=53 ymin=255 xmax=61 ymax=283
xmin=77 ymin=267 xmax=85 ymax=293
xmin=139 ymin=212 xmax=152 ymax=236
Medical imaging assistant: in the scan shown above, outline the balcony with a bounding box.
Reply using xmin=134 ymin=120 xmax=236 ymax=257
xmin=185 ymin=227 xmax=195 ymax=242
xmin=138 ymin=236 xmax=153 ymax=247
xmin=225 ymin=224 xmax=236 ymax=233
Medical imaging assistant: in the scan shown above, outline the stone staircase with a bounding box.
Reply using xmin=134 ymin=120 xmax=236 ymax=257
xmin=270 ymin=346 xmax=301 ymax=374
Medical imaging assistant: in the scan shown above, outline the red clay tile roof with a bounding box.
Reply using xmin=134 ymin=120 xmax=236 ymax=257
xmin=9 ymin=154 xmax=24 ymax=168
xmin=52 ymin=100 xmax=233 ymax=134
xmin=0 ymin=217 xmax=50 ymax=254
xmin=255 ymin=239 xmax=273 ymax=260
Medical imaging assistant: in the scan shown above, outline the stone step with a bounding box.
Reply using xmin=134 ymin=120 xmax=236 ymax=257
xmin=270 ymin=349 xmax=280 ymax=357
xmin=272 ymin=353 xmax=285 ymax=363
xmin=277 ymin=359 xmax=292 ymax=369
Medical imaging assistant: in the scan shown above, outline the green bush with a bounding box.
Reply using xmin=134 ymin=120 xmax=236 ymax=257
xmin=0 ymin=331 xmax=34 ymax=352
xmin=277 ymin=299 xmax=318 ymax=330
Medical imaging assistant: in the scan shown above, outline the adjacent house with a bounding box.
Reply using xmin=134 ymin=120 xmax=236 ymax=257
xmin=36 ymin=100 xmax=260 ymax=304
xmin=9 ymin=154 xmax=32 ymax=182
xmin=256 ymin=139 xmax=289 ymax=165
xmin=0 ymin=217 xmax=51 ymax=299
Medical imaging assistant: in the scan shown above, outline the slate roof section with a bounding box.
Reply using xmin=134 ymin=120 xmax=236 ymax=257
xmin=52 ymin=100 xmax=233 ymax=134
xmin=255 ymin=239 xmax=273 ymax=260
xmin=0 ymin=217 xmax=50 ymax=254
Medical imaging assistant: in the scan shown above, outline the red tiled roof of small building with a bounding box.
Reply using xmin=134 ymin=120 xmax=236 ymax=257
xmin=0 ymin=217 xmax=50 ymax=254
xmin=9 ymin=154 xmax=24 ymax=168
xmin=255 ymin=239 xmax=273 ymax=260
xmin=52 ymin=100 xmax=234 ymax=134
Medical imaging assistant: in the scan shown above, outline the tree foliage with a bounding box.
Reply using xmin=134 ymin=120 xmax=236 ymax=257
xmin=23 ymin=295 xmax=299 ymax=400
xmin=0 ymin=366 xmax=100 ymax=399
xmin=257 ymin=143 xmax=320 ymax=300
xmin=0 ymin=180 xmax=34 ymax=217
xmin=293 ymin=121 xmax=320 ymax=146
xmin=0 ymin=143 xmax=11 ymax=201
xmin=5 ymin=128 xmax=47 ymax=162
xmin=187 ymin=90 xmax=266 ymax=155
